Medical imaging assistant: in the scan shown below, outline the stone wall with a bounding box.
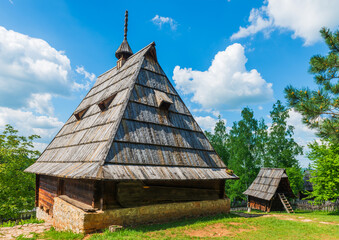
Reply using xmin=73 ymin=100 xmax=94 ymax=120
xmin=36 ymin=207 xmax=52 ymax=223
xmin=51 ymin=197 xmax=230 ymax=233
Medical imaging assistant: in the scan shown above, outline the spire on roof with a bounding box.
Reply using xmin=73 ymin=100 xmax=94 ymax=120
xmin=115 ymin=10 xmax=133 ymax=65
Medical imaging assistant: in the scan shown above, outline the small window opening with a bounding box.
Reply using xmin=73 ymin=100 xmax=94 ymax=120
xmin=154 ymin=90 xmax=173 ymax=110
xmin=98 ymin=94 xmax=116 ymax=111
xmin=74 ymin=107 xmax=89 ymax=121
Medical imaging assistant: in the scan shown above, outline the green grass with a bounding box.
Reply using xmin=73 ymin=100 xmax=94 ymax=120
xmin=87 ymin=211 xmax=339 ymax=240
xmin=13 ymin=227 xmax=84 ymax=240
xmin=0 ymin=217 xmax=44 ymax=228
xmin=7 ymin=211 xmax=339 ymax=240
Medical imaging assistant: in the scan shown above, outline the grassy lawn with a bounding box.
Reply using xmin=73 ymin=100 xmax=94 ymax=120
xmin=8 ymin=211 xmax=339 ymax=240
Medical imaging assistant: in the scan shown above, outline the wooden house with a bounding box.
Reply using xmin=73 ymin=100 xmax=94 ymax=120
xmin=243 ymin=168 xmax=295 ymax=213
xmin=25 ymin=11 xmax=238 ymax=233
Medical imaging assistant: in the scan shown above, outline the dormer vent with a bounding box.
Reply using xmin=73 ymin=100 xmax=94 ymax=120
xmin=98 ymin=95 xmax=116 ymax=111
xmin=74 ymin=107 xmax=89 ymax=121
xmin=154 ymin=90 xmax=173 ymax=110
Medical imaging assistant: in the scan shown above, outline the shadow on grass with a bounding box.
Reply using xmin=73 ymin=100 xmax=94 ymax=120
xmin=232 ymin=212 xmax=265 ymax=218
xmin=328 ymin=211 xmax=339 ymax=216
xmin=122 ymin=213 xmax=240 ymax=233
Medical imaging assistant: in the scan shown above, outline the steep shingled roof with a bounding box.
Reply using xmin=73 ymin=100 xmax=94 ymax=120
xmin=25 ymin=43 xmax=238 ymax=181
xmin=243 ymin=168 xmax=292 ymax=201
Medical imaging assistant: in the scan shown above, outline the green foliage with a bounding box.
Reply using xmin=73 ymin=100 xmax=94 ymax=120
xmin=0 ymin=125 xmax=40 ymax=219
xmin=266 ymin=100 xmax=303 ymax=168
xmin=207 ymin=102 xmax=304 ymax=201
xmin=205 ymin=116 xmax=229 ymax=165
xmin=286 ymin=166 xmax=304 ymax=196
xmin=0 ymin=217 xmax=44 ymax=228
xmin=307 ymin=141 xmax=339 ymax=203
xmin=285 ymin=28 xmax=339 ymax=143
xmin=226 ymin=107 xmax=262 ymax=201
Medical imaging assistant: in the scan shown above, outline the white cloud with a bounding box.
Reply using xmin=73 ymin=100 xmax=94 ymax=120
xmin=287 ymin=109 xmax=318 ymax=147
xmin=0 ymin=107 xmax=63 ymax=139
xmin=195 ymin=116 xmax=219 ymax=132
xmin=76 ymin=66 xmax=96 ymax=82
xmin=258 ymin=106 xmax=263 ymax=110
xmin=231 ymin=0 xmax=339 ymax=45
xmin=231 ymin=7 xmax=273 ymax=40
xmin=0 ymin=26 xmax=90 ymax=109
xmin=28 ymin=93 xmax=54 ymax=115
xmin=33 ymin=142 xmax=48 ymax=153
xmin=173 ymin=43 xmax=273 ymax=109
xmin=151 ymin=15 xmax=177 ymax=30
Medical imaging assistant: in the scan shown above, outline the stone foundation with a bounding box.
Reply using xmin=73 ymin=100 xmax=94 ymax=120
xmin=48 ymin=197 xmax=230 ymax=233
xmin=36 ymin=207 xmax=53 ymax=223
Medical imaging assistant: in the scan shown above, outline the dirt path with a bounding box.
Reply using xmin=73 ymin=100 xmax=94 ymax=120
xmin=262 ymin=214 xmax=339 ymax=225
xmin=233 ymin=212 xmax=339 ymax=226
xmin=0 ymin=222 xmax=52 ymax=239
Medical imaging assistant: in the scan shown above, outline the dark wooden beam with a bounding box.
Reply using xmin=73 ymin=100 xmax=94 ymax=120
xmin=35 ymin=175 xmax=40 ymax=207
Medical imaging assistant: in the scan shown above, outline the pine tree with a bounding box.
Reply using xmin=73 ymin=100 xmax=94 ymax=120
xmin=285 ymin=28 xmax=339 ymax=143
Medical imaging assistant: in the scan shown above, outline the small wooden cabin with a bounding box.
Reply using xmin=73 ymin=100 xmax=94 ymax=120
xmin=243 ymin=168 xmax=295 ymax=212
xmin=25 ymin=11 xmax=237 ymax=232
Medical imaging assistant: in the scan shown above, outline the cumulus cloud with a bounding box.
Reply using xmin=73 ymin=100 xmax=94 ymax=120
xmin=76 ymin=66 xmax=96 ymax=82
xmin=0 ymin=26 xmax=96 ymax=152
xmin=231 ymin=7 xmax=273 ymax=40
xmin=151 ymin=15 xmax=177 ymax=30
xmin=0 ymin=107 xmax=63 ymax=139
xmin=0 ymin=26 xmax=91 ymax=109
xmin=287 ymin=109 xmax=318 ymax=147
xmin=231 ymin=0 xmax=339 ymax=45
xmin=173 ymin=43 xmax=273 ymax=109
xmin=195 ymin=116 xmax=219 ymax=132
xmin=28 ymin=93 xmax=54 ymax=115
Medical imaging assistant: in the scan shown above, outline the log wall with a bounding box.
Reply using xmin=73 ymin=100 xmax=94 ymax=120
xmin=38 ymin=175 xmax=58 ymax=216
xmin=63 ymin=178 xmax=95 ymax=206
xmin=114 ymin=180 xmax=225 ymax=208
xmin=37 ymin=177 xmax=226 ymax=213
xmin=248 ymin=196 xmax=271 ymax=212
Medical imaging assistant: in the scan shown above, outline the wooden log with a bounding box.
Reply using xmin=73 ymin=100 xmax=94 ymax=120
xmin=117 ymin=182 xmax=220 ymax=208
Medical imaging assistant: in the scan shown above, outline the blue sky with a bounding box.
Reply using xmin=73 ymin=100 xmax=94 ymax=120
xmin=0 ymin=0 xmax=338 ymax=167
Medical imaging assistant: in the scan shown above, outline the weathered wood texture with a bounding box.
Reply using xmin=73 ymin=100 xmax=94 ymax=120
xmin=248 ymin=196 xmax=271 ymax=212
xmin=244 ymin=168 xmax=294 ymax=201
xmin=38 ymin=175 xmax=58 ymax=216
xmin=63 ymin=178 xmax=95 ymax=206
xmin=115 ymin=180 xmax=225 ymax=207
xmin=26 ymin=42 xmax=237 ymax=181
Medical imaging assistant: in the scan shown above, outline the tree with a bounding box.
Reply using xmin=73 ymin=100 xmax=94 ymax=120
xmin=205 ymin=116 xmax=229 ymax=165
xmin=307 ymin=141 xmax=339 ymax=203
xmin=0 ymin=125 xmax=40 ymax=219
xmin=263 ymin=100 xmax=304 ymax=195
xmin=285 ymin=28 xmax=339 ymax=143
xmin=226 ymin=107 xmax=262 ymax=201
xmin=266 ymin=100 xmax=303 ymax=168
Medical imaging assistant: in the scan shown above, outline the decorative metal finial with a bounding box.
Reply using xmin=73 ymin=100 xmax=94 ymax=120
xmin=124 ymin=10 xmax=128 ymax=40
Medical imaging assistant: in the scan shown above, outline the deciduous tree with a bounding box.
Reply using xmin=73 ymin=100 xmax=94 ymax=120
xmin=0 ymin=125 xmax=40 ymax=219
